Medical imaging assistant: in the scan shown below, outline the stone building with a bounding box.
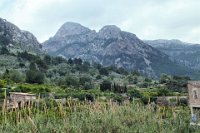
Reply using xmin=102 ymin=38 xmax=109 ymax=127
xmin=188 ymin=81 xmax=200 ymax=124
xmin=9 ymin=92 xmax=36 ymax=102
xmin=6 ymin=92 xmax=36 ymax=110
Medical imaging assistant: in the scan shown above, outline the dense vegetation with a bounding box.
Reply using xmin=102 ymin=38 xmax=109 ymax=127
xmin=0 ymin=49 xmax=196 ymax=132
xmin=1 ymin=99 xmax=200 ymax=133
xmin=0 ymin=50 xmax=191 ymax=104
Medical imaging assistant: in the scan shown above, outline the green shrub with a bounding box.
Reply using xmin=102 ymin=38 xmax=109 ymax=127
xmin=99 ymin=68 xmax=109 ymax=76
xmin=79 ymin=76 xmax=91 ymax=85
xmin=128 ymin=88 xmax=142 ymax=98
xmin=0 ymin=80 xmax=6 ymax=88
xmin=9 ymin=70 xmax=25 ymax=83
xmin=96 ymin=75 xmax=102 ymax=80
xmin=65 ymin=76 xmax=79 ymax=87
xmin=26 ymin=70 xmax=45 ymax=84
xmin=83 ymin=82 xmax=94 ymax=90
xmin=100 ymin=80 xmax=112 ymax=91
xmin=113 ymin=94 xmax=124 ymax=104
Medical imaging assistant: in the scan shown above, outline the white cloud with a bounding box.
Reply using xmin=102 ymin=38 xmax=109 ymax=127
xmin=1 ymin=0 xmax=200 ymax=44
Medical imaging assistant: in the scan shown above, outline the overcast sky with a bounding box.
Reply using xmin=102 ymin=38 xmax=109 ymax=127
xmin=1 ymin=0 xmax=200 ymax=43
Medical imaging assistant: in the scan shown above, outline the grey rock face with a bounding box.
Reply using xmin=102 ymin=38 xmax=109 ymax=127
xmin=145 ymin=39 xmax=200 ymax=70
xmin=54 ymin=22 xmax=91 ymax=38
xmin=0 ymin=18 xmax=41 ymax=53
xmin=98 ymin=25 xmax=121 ymax=39
xmin=43 ymin=22 xmax=191 ymax=77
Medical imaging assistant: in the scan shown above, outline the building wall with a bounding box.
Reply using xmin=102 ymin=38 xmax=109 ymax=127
xmin=10 ymin=94 xmax=36 ymax=102
xmin=188 ymin=82 xmax=200 ymax=107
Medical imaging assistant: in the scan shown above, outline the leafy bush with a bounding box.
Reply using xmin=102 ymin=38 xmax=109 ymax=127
xmin=26 ymin=70 xmax=45 ymax=84
xmin=9 ymin=70 xmax=25 ymax=83
xmin=17 ymin=51 xmax=40 ymax=61
xmin=0 ymin=47 xmax=9 ymax=55
xmin=65 ymin=76 xmax=79 ymax=87
xmin=113 ymin=94 xmax=124 ymax=104
xmin=96 ymin=75 xmax=102 ymax=80
xmin=83 ymin=82 xmax=94 ymax=90
xmin=157 ymin=87 xmax=170 ymax=96
xmin=99 ymin=68 xmax=109 ymax=76
xmin=79 ymin=76 xmax=91 ymax=85
xmin=0 ymin=79 xmax=6 ymax=88
xmin=113 ymin=83 xmax=127 ymax=93
xmin=100 ymin=80 xmax=112 ymax=91
xmin=85 ymin=93 xmax=95 ymax=101
xmin=12 ymin=84 xmax=52 ymax=94
xmin=128 ymin=88 xmax=142 ymax=98
xmin=26 ymin=62 xmax=45 ymax=84
xmin=179 ymin=98 xmax=188 ymax=106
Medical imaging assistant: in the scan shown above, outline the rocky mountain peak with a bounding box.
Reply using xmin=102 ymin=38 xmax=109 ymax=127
xmin=54 ymin=22 xmax=91 ymax=38
xmin=98 ymin=25 xmax=121 ymax=39
xmin=0 ymin=17 xmax=41 ymax=53
xmin=0 ymin=18 xmax=7 ymax=24
xmin=43 ymin=22 xmax=192 ymax=77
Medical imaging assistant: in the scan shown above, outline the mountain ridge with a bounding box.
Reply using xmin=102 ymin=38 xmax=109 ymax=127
xmin=43 ymin=22 xmax=194 ymax=77
xmin=145 ymin=39 xmax=200 ymax=70
xmin=0 ymin=18 xmax=196 ymax=78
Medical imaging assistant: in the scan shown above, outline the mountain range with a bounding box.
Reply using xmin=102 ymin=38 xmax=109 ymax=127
xmin=145 ymin=39 xmax=200 ymax=70
xmin=43 ymin=22 xmax=194 ymax=77
xmin=0 ymin=17 xmax=198 ymax=78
